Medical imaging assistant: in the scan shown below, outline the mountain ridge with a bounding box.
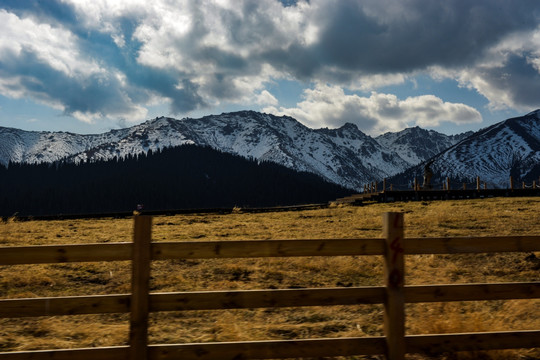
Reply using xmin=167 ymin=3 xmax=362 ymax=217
xmin=388 ymin=110 xmax=540 ymax=188
xmin=1 ymin=110 xmax=538 ymax=190
xmin=0 ymin=145 xmax=350 ymax=216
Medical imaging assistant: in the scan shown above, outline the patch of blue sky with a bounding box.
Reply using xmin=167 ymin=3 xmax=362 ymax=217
xmin=0 ymin=96 xmax=100 ymax=134
xmin=264 ymin=78 xmax=311 ymax=109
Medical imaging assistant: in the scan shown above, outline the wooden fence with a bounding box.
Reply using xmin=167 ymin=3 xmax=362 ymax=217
xmin=0 ymin=213 xmax=539 ymax=360
xmin=365 ymin=176 xmax=540 ymax=193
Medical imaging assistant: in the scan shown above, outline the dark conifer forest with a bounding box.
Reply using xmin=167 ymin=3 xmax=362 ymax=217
xmin=0 ymin=145 xmax=351 ymax=216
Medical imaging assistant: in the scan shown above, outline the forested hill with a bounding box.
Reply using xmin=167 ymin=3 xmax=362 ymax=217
xmin=0 ymin=145 xmax=351 ymax=216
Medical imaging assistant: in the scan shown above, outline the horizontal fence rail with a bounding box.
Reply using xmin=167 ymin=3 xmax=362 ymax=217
xmin=2 ymin=235 xmax=540 ymax=265
xmin=2 ymin=331 xmax=540 ymax=360
xmin=0 ymin=213 xmax=539 ymax=360
xmin=2 ymin=282 xmax=540 ymax=318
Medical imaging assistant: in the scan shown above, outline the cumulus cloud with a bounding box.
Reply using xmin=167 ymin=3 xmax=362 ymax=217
xmin=259 ymin=0 xmax=540 ymax=81
xmin=0 ymin=8 xmax=148 ymax=123
xmin=458 ymin=56 xmax=540 ymax=112
xmin=0 ymin=0 xmax=538 ymax=129
xmin=264 ymin=84 xmax=482 ymax=135
xmin=0 ymin=9 xmax=98 ymax=78
xmin=451 ymin=26 xmax=540 ymax=112
xmin=256 ymin=90 xmax=278 ymax=106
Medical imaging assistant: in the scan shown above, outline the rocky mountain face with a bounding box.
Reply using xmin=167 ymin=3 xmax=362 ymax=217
xmin=376 ymin=126 xmax=472 ymax=165
xmin=390 ymin=110 xmax=540 ymax=188
xmin=1 ymin=110 xmax=537 ymax=190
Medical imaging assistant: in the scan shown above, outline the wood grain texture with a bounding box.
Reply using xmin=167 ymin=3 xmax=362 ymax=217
xmin=0 ymin=243 xmax=131 ymax=265
xmin=129 ymin=215 xmax=152 ymax=360
xmin=383 ymin=212 xmax=406 ymax=360
xmin=148 ymin=337 xmax=386 ymax=360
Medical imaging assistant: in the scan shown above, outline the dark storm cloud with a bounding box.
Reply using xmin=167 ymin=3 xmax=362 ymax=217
xmin=197 ymin=47 xmax=249 ymax=71
xmin=271 ymin=0 xmax=540 ymax=78
xmin=262 ymin=43 xmax=321 ymax=81
xmin=222 ymin=1 xmax=283 ymax=47
xmin=71 ymin=13 xmax=208 ymax=114
xmin=1 ymin=0 xmax=539 ymax=125
xmin=475 ymin=54 xmax=540 ymax=110
xmin=0 ymin=48 xmax=142 ymax=118
xmin=170 ymin=79 xmax=207 ymax=113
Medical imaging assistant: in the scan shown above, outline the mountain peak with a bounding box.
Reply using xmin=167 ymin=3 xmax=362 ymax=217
xmin=339 ymin=122 xmax=359 ymax=131
xmin=314 ymin=122 xmax=369 ymax=141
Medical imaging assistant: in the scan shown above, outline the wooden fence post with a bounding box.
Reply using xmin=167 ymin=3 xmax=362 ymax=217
xmin=383 ymin=212 xmax=405 ymax=360
xmin=510 ymin=176 xmax=514 ymax=190
xmin=130 ymin=215 xmax=152 ymax=360
xmin=476 ymin=177 xmax=480 ymax=190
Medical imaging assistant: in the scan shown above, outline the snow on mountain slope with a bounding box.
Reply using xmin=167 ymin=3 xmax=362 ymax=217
xmin=376 ymin=126 xmax=472 ymax=166
xmin=2 ymin=110 xmax=522 ymax=191
xmin=1 ymin=111 xmax=410 ymax=190
xmin=0 ymin=126 xmax=129 ymax=165
xmin=314 ymin=124 xmax=410 ymax=181
xmin=154 ymin=111 xmax=411 ymax=189
xmin=393 ymin=110 xmax=540 ymax=188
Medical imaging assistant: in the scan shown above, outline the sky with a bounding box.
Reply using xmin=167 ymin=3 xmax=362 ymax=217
xmin=0 ymin=0 xmax=539 ymax=136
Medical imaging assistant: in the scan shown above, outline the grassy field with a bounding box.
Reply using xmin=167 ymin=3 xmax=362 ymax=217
xmin=0 ymin=197 xmax=539 ymax=359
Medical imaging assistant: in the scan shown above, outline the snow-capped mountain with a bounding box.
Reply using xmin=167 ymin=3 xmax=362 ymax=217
xmin=376 ymin=126 xmax=472 ymax=165
xmin=390 ymin=110 xmax=540 ymax=188
xmin=65 ymin=111 xmax=412 ymax=190
xmin=0 ymin=126 xmax=130 ymax=165
xmin=1 ymin=110 xmax=527 ymax=190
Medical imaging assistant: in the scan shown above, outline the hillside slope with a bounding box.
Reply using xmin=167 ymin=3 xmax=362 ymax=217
xmin=389 ymin=110 xmax=540 ymax=188
xmin=0 ymin=145 xmax=350 ymax=216
xmin=0 ymin=111 xmax=466 ymax=190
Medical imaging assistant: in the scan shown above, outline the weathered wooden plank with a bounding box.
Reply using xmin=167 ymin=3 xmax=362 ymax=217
xmin=0 ymin=287 xmax=385 ymax=318
xmin=0 ymin=346 xmax=129 ymax=360
xmin=404 ymin=236 xmax=540 ymax=254
xmin=152 ymin=238 xmax=385 ymax=259
xmin=406 ymin=330 xmax=540 ymax=353
xmin=1 ymin=331 xmax=537 ymax=360
xmin=405 ymin=282 xmax=540 ymax=303
xmin=150 ymin=287 xmax=386 ymax=311
xmin=383 ymin=212 xmax=406 ymax=360
xmin=130 ymin=215 xmax=152 ymax=360
xmin=0 ymin=243 xmax=132 ymax=265
xmin=148 ymin=337 xmax=387 ymax=360
xmin=0 ymin=294 xmax=130 ymax=318
xmin=3 ymin=282 xmax=537 ymax=318
xmin=2 ymin=235 xmax=537 ymax=265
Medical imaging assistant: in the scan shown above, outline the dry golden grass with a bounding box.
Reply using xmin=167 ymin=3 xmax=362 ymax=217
xmin=0 ymin=197 xmax=539 ymax=359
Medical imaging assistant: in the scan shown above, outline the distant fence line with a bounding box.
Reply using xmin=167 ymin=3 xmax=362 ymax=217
xmin=364 ymin=176 xmax=540 ymax=193
xmin=0 ymin=213 xmax=539 ymax=360
xmin=0 ymin=203 xmax=327 ymax=222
